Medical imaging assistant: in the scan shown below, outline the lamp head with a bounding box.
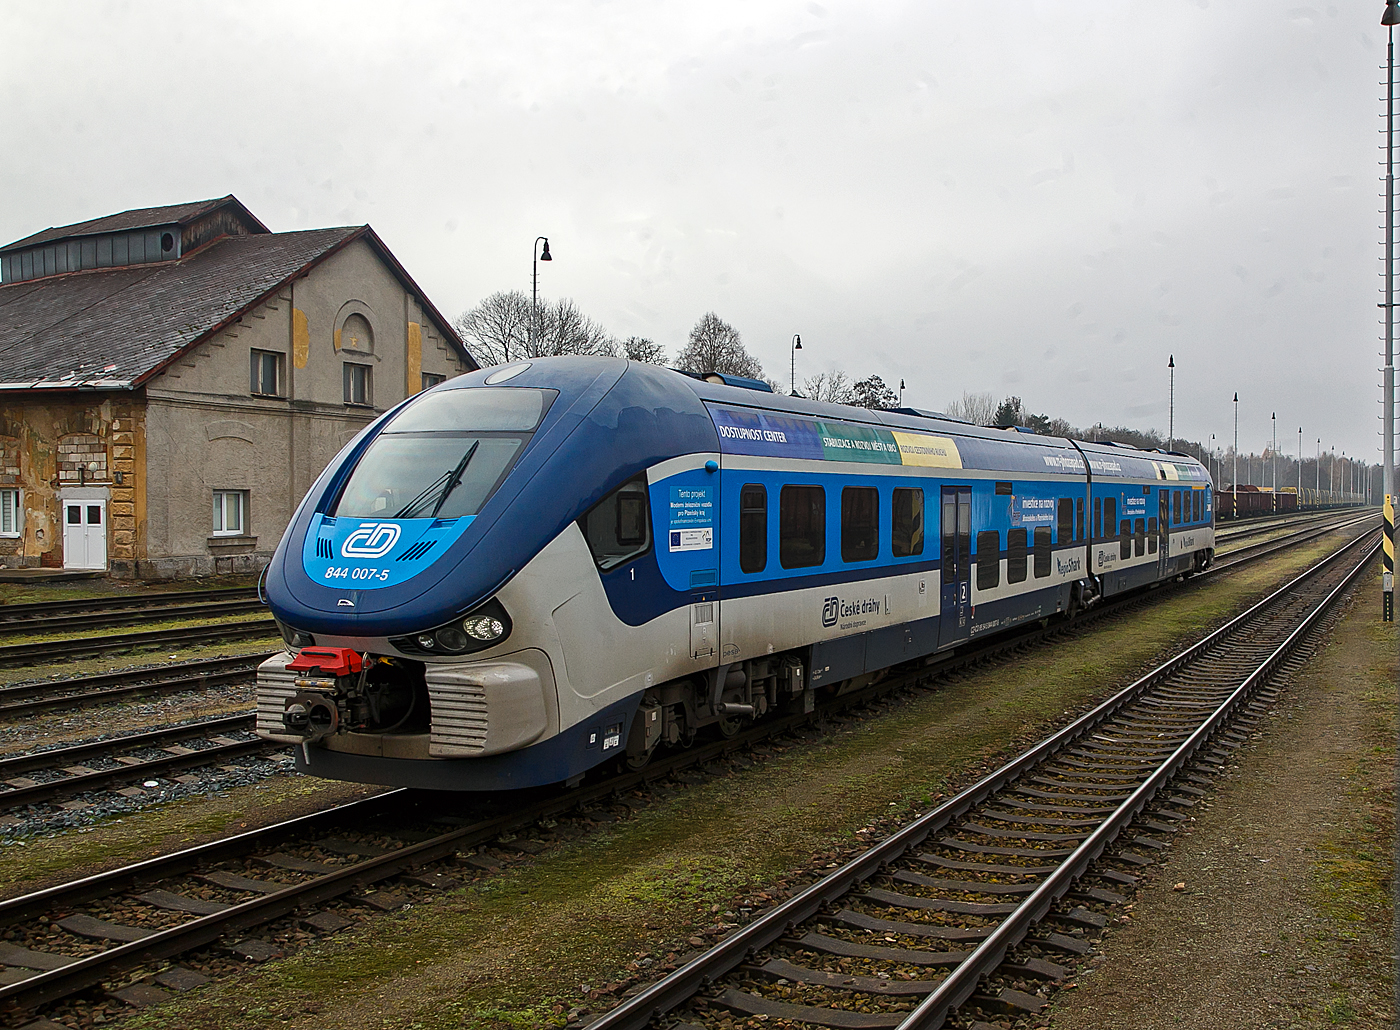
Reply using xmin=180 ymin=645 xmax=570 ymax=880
xmin=1168 ymin=355 xmax=1174 ymax=368
xmin=539 ymin=239 xmax=552 ymax=261
xmin=1384 ymin=1 xmax=1399 ymax=26
xmin=792 ymin=335 xmax=802 ymax=350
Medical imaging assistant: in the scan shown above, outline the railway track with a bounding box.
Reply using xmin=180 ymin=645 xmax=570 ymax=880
xmin=0 ymin=520 xmax=1377 ymax=1022
xmin=0 ymin=714 xmax=275 ymax=814
xmin=587 ymin=530 xmax=1379 ymax=1030
xmin=0 ymin=589 xmax=260 ymax=638
xmin=1214 ymin=506 xmax=1364 ymax=543
xmin=0 ymin=619 xmax=277 ymax=670
xmin=0 ymin=654 xmax=271 ymax=719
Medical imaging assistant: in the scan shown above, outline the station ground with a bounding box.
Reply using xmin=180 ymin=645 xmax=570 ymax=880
xmin=1047 ymin=584 xmax=1396 ymax=1030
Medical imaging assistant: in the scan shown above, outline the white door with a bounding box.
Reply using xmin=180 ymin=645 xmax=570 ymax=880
xmin=63 ymin=501 xmax=107 ymax=570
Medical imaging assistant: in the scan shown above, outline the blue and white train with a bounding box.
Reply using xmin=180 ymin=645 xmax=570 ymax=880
xmin=257 ymin=357 xmax=1214 ymax=791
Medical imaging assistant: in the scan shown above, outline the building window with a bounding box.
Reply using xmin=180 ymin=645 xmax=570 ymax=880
xmin=250 ymin=350 xmax=282 ymax=396
xmin=422 ymin=372 xmax=446 ymax=391
xmin=213 ymin=490 xmax=247 ymax=536
xmin=344 ymin=362 xmax=373 ymax=406
xmin=779 ymin=485 xmax=825 ymax=569
xmin=891 ymin=487 xmax=924 ymax=557
xmin=0 ymin=489 xmax=19 ymax=536
xmin=840 ymin=487 xmax=879 ymax=563
xmin=739 ymin=484 xmax=767 ymax=574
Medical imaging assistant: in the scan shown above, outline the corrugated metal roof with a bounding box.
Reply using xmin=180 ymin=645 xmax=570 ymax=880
xmin=0 ymin=195 xmax=269 ymax=253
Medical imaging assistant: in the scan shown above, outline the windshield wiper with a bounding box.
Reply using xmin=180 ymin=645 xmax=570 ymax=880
xmin=389 ymin=440 xmax=479 ymax=520
xmin=430 ymin=440 xmax=480 ymax=518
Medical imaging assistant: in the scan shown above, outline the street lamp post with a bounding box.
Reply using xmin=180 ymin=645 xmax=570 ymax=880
xmin=1210 ymin=433 xmax=1216 ymax=483
xmin=899 ymin=378 xmax=906 ymax=406
xmin=1232 ymin=392 xmax=1239 ymax=518
xmin=1168 ymin=355 xmax=1175 ymax=452
xmin=790 ymin=335 xmax=802 ymax=395
xmin=1298 ymin=427 xmax=1303 ymax=498
xmin=1271 ymin=412 xmax=1277 ymax=512
xmin=530 ymin=236 xmax=552 ymax=355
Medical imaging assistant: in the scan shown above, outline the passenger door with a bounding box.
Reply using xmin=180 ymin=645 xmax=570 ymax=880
xmin=1157 ymin=490 xmax=1170 ymax=575
xmin=938 ymin=486 xmax=972 ymax=648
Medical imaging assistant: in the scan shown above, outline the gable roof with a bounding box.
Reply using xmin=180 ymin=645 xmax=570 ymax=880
xmin=0 ymin=195 xmax=268 ymax=254
xmin=0 ymin=226 xmax=474 ymax=390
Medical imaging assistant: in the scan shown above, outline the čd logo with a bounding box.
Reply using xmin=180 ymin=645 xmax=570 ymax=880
xmin=821 ymin=596 xmax=839 ymax=627
xmin=341 ymin=522 xmax=402 ymax=559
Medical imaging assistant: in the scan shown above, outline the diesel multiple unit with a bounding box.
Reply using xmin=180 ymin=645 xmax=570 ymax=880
xmin=258 ymin=357 xmax=1214 ymax=790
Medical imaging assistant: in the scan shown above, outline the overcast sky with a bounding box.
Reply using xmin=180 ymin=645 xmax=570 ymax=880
xmin=2 ymin=1 xmax=1389 ymax=463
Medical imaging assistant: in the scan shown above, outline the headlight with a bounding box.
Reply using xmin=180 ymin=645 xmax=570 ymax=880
xmin=276 ymin=619 xmax=315 ymax=649
xmin=391 ymin=598 xmax=513 ymax=656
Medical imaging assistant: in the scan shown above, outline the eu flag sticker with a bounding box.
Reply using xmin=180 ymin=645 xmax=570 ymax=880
xmin=670 ymin=528 xmax=713 ymax=552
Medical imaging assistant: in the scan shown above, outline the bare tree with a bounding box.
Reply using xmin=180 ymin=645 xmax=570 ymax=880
xmin=943 ymin=391 xmax=998 ymax=426
xmin=622 ymin=336 xmax=667 ymax=365
xmin=675 ymin=312 xmax=765 ymax=379
xmin=454 ymin=291 xmax=616 ymax=365
xmin=453 ymin=290 xmax=531 ymax=367
xmin=801 ymin=370 xmax=855 ymax=404
xmin=535 ymin=297 xmax=616 ymax=358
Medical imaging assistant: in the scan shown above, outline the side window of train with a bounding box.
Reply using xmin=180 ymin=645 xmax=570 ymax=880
xmin=780 ymin=485 xmax=826 ymax=568
xmin=1193 ymin=490 xmax=1202 ymax=522
xmin=1057 ymin=498 xmax=1073 ymax=544
xmin=1103 ymin=498 xmax=1116 ymax=546
xmin=1093 ymin=498 xmax=1102 ymax=540
xmin=1033 ymin=526 xmax=1052 ymax=577
xmin=841 ymin=487 xmax=879 ymax=562
xmin=892 ymin=487 xmax=924 ymax=557
xmin=1148 ymin=516 xmax=1158 ymax=553
xmin=739 ymin=484 xmax=767 ymax=574
xmin=975 ymin=530 xmax=1000 ymax=590
xmin=1076 ymin=498 xmax=1084 ymax=541
xmin=1173 ymin=490 xmax=1182 ymax=525
xmin=1119 ymin=519 xmax=1132 ymax=560
xmin=579 ymin=475 xmax=652 ymax=571
xmin=1134 ymin=518 xmax=1146 ymax=556
xmin=1006 ymin=528 xmax=1028 ymax=584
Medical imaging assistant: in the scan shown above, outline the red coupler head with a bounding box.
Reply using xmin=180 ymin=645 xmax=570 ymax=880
xmin=285 ymin=647 xmax=363 ymax=678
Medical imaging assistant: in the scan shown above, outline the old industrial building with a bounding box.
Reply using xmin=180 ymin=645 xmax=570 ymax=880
xmin=0 ymin=195 xmax=476 ymax=578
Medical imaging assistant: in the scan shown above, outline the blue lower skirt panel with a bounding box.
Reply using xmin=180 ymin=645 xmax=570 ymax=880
xmin=296 ymin=692 xmax=644 ymax=792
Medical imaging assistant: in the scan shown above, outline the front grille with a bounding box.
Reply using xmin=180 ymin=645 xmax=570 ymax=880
xmin=255 ymin=655 xmax=302 ymax=743
xmin=427 ymin=673 xmax=488 ymax=756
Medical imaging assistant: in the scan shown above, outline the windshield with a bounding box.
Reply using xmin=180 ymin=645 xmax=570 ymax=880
xmin=331 ymin=388 xmax=554 ymax=519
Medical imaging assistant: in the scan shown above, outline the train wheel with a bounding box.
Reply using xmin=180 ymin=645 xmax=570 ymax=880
xmin=716 ymin=712 xmax=743 ymax=738
xmin=624 ymin=747 xmax=655 ymax=772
